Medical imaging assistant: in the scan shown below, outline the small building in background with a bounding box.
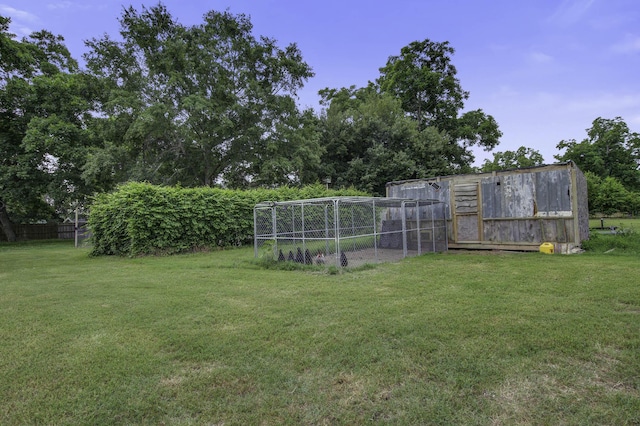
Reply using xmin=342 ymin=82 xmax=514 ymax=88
xmin=386 ymin=161 xmax=589 ymax=253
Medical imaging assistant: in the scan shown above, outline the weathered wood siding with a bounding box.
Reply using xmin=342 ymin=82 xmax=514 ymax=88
xmin=482 ymin=218 xmax=575 ymax=243
xmin=386 ymin=162 xmax=589 ymax=250
xmin=454 ymin=183 xmax=479 ymax=241
xmin=575 ymin=167 xmax=590 ymax=242
xmin=483 ymin=173 xmax=534 ymax=218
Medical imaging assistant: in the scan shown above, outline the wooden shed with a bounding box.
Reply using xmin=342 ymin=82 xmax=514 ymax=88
xmin=386 ymin=161 xmax=589 ymax=252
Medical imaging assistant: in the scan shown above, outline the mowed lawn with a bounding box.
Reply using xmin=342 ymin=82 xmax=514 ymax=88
xmin=1 ymin=242 xmax=639 ymax=425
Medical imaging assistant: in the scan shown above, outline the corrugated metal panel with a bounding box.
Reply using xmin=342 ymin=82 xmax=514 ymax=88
xmin=575 ymin=168 xmax=590 ymax=241
xmin=482 ymin=177 xmax=502 ymax=218
xmin=535 ymin=170 xmax=571 ymax=215
xmin=482 ymin=218 xmax=575 ymax=243
xmin=457 ymin=215 xmax=479 ymax=241
xmin=387 ymin=181 xmax=451 ymax=218
xmin=482 ymin=173 xmax=535 ymax=219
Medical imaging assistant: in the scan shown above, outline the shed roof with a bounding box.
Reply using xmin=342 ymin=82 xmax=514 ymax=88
xmin=386 ymin=161 xmax=580 ymax=188
xmin=255 ymin=196 xmax=442 ymax=209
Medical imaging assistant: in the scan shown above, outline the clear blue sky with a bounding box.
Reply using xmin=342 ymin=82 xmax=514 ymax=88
xmin=2 ymin=0 xmax=639 ymax=166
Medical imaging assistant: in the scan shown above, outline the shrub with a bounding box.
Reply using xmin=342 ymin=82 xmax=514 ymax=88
xmin=582 ymin=226 xmax=640 ymax=254
xmin=88 ymin=183 xmax=365 ymax=256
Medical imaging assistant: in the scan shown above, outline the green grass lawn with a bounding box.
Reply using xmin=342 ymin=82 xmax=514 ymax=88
xmin=590 ymin=217 xmax=640 ymax=231
xmin=1 ymin=241 xmax=639 ymax=425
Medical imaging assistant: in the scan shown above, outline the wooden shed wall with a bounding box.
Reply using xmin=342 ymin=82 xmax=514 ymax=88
xmin=575 ymin=167 xmax=590 ymax=242
xmin=386 ymin=162 xmax=589 ymax=250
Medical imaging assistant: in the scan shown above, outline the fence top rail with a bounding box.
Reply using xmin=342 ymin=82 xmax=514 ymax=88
xmin=255 ymin=196 xmax=442 ymax=209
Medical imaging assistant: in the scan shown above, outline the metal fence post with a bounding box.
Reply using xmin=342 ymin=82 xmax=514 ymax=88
xmin=401 ymin=201 xmax=407 ymax=258
xmin=334 ymin=199 xmax=340 ymax=267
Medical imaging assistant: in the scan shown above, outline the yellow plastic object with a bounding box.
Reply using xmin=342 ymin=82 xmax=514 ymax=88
xmin=539 ymin=242 xmax=554 ymax=254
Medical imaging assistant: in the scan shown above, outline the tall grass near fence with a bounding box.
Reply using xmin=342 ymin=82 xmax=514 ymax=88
xmin=586 ymin=217 xmax=640 ymax=253
xmin=583 ymin=228 xmax=640 ymax=253
xmin=1 ymin=241 xmax=638 ymax=424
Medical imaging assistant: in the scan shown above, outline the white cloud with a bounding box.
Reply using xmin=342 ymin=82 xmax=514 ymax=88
xmin=47 ymin=1 xmax=73 ymax=10
xmin=47 ymin=1 xmax=106 ymax=13
xmin=528 ymin=51 xmax=553 ymax=64
xmin=548 ymin=0 xmax=596 ymax=26
xmin=0 ymin=4 xmax=39 ymax=36
xmin=502 ymin=90 xmax=640 ymax=120
xmin=487 ymin=43 xmax=511 ymax=52
xmin=470 ymin=88 xmax=640 ymax=165
xmin=563 ymin=92 xmax=640 ymax=115
xmin=0 ymin=4 xmax=39 ymax=22
xmin=588 ymin=13 xmax=632 ymax=31
xmin=491 ymin=85 xmax=520 ymax=99
xmin=629 ymin=114 xmax=640 ymax=127
xmin=611 ymin=34 xmax=640 ymax=54
xmin=10 ymin=23 xmax=33 ymax=36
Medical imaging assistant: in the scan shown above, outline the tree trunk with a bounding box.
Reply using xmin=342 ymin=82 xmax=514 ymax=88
xmin=0 ymin=199 xmax=17 ymax=242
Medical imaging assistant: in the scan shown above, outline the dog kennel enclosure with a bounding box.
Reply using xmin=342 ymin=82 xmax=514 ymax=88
xmin=254 ymin=196 xmax=447 ymax=268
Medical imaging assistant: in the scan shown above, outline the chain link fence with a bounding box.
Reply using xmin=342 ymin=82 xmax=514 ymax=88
xmin=254 ymin=197 xmax=447 ymax=268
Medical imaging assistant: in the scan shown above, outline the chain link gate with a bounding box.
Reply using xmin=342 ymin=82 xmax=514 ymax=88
xmin=254 ymin=197 xmax=447 ymax=268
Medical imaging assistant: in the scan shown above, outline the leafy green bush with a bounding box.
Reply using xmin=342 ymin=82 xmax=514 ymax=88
xmin=582 ymin=226 xmax=640 ymax=254
xmin=88 ymin=183 xmax=365 ymax=256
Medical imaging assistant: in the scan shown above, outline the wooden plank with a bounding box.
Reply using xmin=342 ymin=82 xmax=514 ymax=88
xmin=456 ymin=214 xmax=479 ymax=241
xmin=455 ymin=184 xmax=478 ymax=191
xmin=456 ymin=207 xmax=478 ymax=214
xmin=455 ymin=201 xmax=478 ymax=208
xmin=448 ymin=242 xmax=540 ymax=251
xmin=455 ymin=195 xmax=477 ymax=201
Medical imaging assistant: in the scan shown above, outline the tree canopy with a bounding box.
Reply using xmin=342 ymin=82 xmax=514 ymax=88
xmin=7 ymin=2 xmax=640 ymax=233
xmin=377 ymin=40 xmax=501 ymax=153
xmin=481 ymin=146 xmax=544 ymax=172
xmin=0 ymin=16 xmax=97 ymax=241
xmin=555 ymin=117 xmax=640 ymax=191
xmin=83 ymin=5 xmax=318 ymax=189
xmin=554 ymin=117 xmax=640 ymax=215
xmin=317 ymin=39 xmax=502 ymax=194
xmin=317 ymin=85 xmax=451 ymax=195
xmin=1 ymin=7 xmax=320 ymax=240
xmin=2 ymin=9 xmax=513 ymax=238
xmin=378 ymin=40 xmax=466 ymax=132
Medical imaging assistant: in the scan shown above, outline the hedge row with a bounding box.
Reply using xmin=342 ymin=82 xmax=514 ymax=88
xmin=88 ymin=182 xmax=365 ymax=256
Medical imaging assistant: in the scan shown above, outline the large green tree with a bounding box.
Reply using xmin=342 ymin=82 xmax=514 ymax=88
xmin=318 ymin=39 xmax=501 ymax=192
xmin=585 ymin=172 xmax=639 ymax=215
xmin=84 ymin=5 xmax=319 ymax=189
xmin=0 ymin=16 xmax=96 ymax=241
xmin=317 ymin=85 xmax=451 ymax=195
xmin=555 ymin=117 xmax=640 ymax=191
xmin=378 ymin=39 xmax=501 ymax=160
xmin=481 ymin=146 xmax=544 ymax=172
xmin=378 ymin=40 xmax=465 ymax=131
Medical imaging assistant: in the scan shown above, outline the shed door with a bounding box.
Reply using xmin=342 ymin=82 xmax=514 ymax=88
xmin=454 ymin=182 xmax=481 ymax=242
